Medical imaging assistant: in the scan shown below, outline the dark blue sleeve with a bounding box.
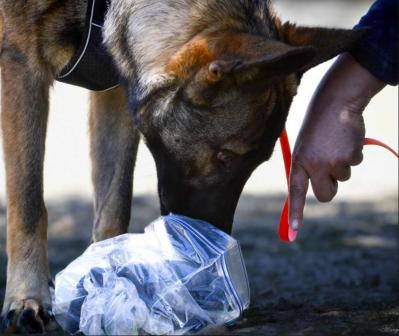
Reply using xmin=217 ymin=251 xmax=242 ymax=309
xmin=351 ymin=0 xmax=398 ymax=85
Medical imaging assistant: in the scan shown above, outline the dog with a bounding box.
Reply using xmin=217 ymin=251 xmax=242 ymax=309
xmin=0 ymin=0 xmax=364 ymax=333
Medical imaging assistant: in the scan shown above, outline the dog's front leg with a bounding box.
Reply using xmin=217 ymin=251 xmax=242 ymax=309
xmin=0 ymin=53 xmax=52 ymax=333
xmin=89 ymin=87 xmax=140 ymax=242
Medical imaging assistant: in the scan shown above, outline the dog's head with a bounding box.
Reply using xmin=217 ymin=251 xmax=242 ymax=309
xmin=105 ymin=1 xmax=365 ymax=232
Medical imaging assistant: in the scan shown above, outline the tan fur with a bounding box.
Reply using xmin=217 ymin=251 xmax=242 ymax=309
xmin=1 ymin=41 xmax=52 ymax=331
xmin=166 ymin=37 xmax=215 ymax=80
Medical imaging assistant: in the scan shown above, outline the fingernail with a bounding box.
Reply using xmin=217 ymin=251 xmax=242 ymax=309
xmin=290 ymin=219 xmax=300 ymax=231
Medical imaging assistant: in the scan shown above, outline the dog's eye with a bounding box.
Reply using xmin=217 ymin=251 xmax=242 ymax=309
xmin=216 ymin=150 xmax=238 ymax=168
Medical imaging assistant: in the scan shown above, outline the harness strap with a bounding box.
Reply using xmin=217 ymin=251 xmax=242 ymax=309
xmin=56 ymin=0 xmax=120 ymax=91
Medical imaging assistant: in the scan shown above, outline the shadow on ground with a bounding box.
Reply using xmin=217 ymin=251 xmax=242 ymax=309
xmin=0 ymin=194 xmax=398 ymax=335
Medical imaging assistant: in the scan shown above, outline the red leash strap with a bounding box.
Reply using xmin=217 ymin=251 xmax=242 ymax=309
xmin=278 ymin=130 xmax=399 ymax=243
xmin=279 ymin=130 xmax=298 ymax=242
xmin=364 ymin=138 xmax=399 ymax=157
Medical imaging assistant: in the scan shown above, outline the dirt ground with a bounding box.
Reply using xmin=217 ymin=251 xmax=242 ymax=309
xmin=0 ymin=194 xmax=398 ymax=335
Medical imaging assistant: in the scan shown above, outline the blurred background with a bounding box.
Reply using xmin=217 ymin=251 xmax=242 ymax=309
xmin=0 ymin=1 xmax=398 ymax=334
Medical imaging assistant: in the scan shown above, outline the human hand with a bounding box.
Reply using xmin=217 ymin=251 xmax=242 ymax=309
xmin=289 ymin=54 xmax=385 ymax=231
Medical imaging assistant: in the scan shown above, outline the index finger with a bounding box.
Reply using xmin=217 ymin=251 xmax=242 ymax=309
xmin=289 ymin=162 xmax=310 ymax=231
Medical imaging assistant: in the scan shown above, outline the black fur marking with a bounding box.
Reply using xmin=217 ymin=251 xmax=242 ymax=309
xmin=1 ymin=310 xmax=15 ymax=332
xmin=20 ymin=180 xmax=45 ymax=236
xmin=1 ymin=41 xmax=28 ymax=66
xmin=127 ymin=82 xmax=142 ymax=123
xmin=55 ymin=21 xmax=85 ymax=50
xmin=18 ymin=308 xmax=44 ymax=333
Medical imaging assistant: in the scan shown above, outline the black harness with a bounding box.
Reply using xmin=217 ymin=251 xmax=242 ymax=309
xmin=56 ymin=0 xmax=121 ymax=91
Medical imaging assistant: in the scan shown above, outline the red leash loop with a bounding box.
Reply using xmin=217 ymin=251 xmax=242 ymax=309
xmin=364 ymin=138 xmax=399 ymax=157
xmin=278 ymin=130 xmax=398 ymax=243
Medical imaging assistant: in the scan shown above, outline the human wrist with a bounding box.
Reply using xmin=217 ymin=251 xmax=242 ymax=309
xmin=309 ymin=53 xmax=386 ymax=117
xmin=331 ymin=53 xmax=385 ymax=101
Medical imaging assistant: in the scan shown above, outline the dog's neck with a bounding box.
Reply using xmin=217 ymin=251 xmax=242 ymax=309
xmin=103 ymin=0 xmax=277 ymax=98
xmin=103 ymin=0 xmax=199 ymax=93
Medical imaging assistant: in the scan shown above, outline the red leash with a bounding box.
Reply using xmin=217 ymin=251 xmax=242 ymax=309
xmin=278 ymin=129 xmax=399 ymax=243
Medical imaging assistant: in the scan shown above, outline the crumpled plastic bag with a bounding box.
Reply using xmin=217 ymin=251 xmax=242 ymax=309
xmin=52 ymin=215 xmax=250 ymax=335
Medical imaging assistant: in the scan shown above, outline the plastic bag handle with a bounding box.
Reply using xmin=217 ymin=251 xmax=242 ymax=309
xmin=278 ymin=130 xmax=398 ymax=243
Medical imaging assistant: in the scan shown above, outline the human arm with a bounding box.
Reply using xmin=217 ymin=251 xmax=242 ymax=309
xmin=288 ymin=0 xmax=398 ymax=231
xmin=288 ymin=53 xmax=386 ymax=230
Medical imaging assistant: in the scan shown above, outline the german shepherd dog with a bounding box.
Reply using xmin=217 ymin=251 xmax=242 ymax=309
xmin=0 ymin=0 xmax=364 ymax=333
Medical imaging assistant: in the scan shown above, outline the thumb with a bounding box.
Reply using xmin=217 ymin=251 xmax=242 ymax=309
xmin=289 ymin=162 xmax=309 ymax=231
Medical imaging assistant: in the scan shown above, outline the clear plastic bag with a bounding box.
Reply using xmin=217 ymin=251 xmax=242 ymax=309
xmin=52 ymin=215 xmax=250 ymax=335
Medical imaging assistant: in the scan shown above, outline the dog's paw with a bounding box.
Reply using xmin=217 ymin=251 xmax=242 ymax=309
xmin=1 ymin=299 xmax=57 ymax=334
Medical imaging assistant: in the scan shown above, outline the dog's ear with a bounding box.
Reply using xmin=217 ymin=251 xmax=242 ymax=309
xmin=167 ymin=32 xmax=316 ymax=83
xmin=166 ymin=32 xmax=316 ymax=98
xmin=206 ymin=39 xmax=316 ymax=85
xmin=168 ymin=32 xmax=316 ymax=106
xmin=276 ymin=21 xmax=367 ymax=73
